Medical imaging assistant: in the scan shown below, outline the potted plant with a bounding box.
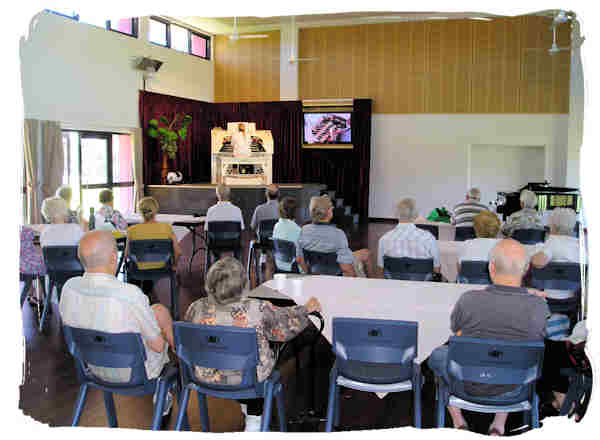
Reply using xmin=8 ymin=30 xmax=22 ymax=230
xmin=148 ymin=113 xmax=192 ymax=183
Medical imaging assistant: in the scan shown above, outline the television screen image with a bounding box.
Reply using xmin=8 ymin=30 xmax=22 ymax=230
xmin=304 ymin=113 xmax=351 ymax=144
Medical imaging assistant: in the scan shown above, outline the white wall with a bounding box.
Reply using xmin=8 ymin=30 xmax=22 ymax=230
xmin=470 ymin=144 xmax=546 ymax=208
xmin=20 ymin=12 xmax=214 ymax=129
xmin=369 ymin=114 xmax=569 ymax=219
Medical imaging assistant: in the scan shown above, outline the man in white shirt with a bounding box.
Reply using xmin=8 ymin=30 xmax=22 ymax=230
xmin=59 ymin=230 xmax=174 ymax=384
xmin=376 ymin=198 xmax=441 ymax=278
xmin=204 ymin=184 xmax=245 ymax=231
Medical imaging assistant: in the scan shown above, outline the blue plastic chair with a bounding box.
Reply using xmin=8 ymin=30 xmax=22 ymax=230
xmin=63 ymin=325 xmax=179 ymax=429
xmin=41 ymin=246 xmax=84 ymax=332
xmin=204 ymin=221 xmax=243 ymax=275
xmin=325 ymin=318 xmax=421 ymax=431
xmin=416 ymin=224 xmax=439 ymax=239
xmin=434 ymin=337 xmax=545 ymax=431
xmin=383 ymin=256 xmax=434 ymax=281
xmin=454 ymin=226 xmax=476 ymax=241
xmin=126 ymin=239 xmax=179 ymax=320
xmin=457 ymin=260 xmax=491 ymax=285
xmin=531 ymin=262 xmax=583 ymax=323
xmin=303 ymin=249 xmax=342 ymax=276
xmin=247 ymin=218 xmax=278 ymax=287
xmin=272 ymin=239 xmax=300 ymax=274
xmin=173 ymin=322 xmax=287 ymax=432
xmin=512 ymin=229 xmax=546 ymax=245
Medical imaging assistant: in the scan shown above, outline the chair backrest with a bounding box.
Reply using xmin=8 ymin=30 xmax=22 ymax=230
xmin=512 ymin=228 xmax=546 ymax=245
xmin=415 ymin=224 xmax=439 ymax=239
xmin=455 ymin=226 xmax=476 ymax=241
xmin=458 ymin=260 xmax=491 ymax=285
xmin=383 ymin=256 xmax=434 ymax=281
xmin=63 ymin=325 xmax=149 ymax=387
xmin=42 ymin=246 xmax=84 ymax=283
xmin=128 ymin=239 xmax=174 ymax=271
xmin=303 ymin=249 xmax=342 ymax=276
xmin=173 ymin=322 xmax=259 ymax=390
xmin=447 ymin=336 xmax=544 ymax=388
xmin=258 ymin=218 xmax=278 ymax=242
xmin=207 ymin=221 xmax=242 ymax=249
xmin=273 ymin=239 xmax=296 ymax=264
xmin=531 ymin=262 xmax=582 ymax=291
xmin=332 ymin=318 xmax=418 ymax=381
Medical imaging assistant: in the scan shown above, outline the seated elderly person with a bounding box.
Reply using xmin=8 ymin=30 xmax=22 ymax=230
xmin=185 ymin=256 xmax=321 ymax=432
xmin=456 ymin=210 xmax=501 ymax=277
xmin=428 ymin=239 xmax=549 ymax=435
xmin=297 ymin=195 xmax=373 ymax=277
xmin=20 ymin=226 xmax=47 ymax=306
xmin=531 ymin=207 xmax=580 ymax=269
xmin=55 ymin=185 xmax=86 ymax=226
xmin=40 ymin=197 xmax=86 ymax=247
xmin=126 ymin=197 xmax=182 ymax=305
xmin=59 ymin=231 xmax=174 ymax=402
xmin=376 ymin=198 xmax=441 ymax=279
xmin=205 ymin=184 xmax=245 ymax=231
xmin=250 ymin=184 xmax=280 ymax=280
xmin=451 ymin=187 xmax=488 ymax=227
xmin=96 ymin=189 xmax=128 ymax=231
xmin=272 ymin=196 xmax=304 ymax=273
xmin=501 ymin=189 xmax=544 ymax=237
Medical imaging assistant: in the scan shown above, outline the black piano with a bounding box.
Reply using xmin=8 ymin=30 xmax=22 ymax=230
xmin=496 ymin=181 xmax=580 ymax=221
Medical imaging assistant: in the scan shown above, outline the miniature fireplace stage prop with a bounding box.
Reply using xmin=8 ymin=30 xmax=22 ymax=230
xmin=211 ymin=122 xmax=274 ymax=185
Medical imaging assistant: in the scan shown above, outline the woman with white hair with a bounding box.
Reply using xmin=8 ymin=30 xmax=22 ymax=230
xmin=531 ymin=208 xmax=580 ymax=268
xmin=39 ymin=197 xmax=86 ymax=247
xmin=501 ymin=189 xmax=544 ymax=237
xmin=185 ymin=256 xmax=321 ymax=431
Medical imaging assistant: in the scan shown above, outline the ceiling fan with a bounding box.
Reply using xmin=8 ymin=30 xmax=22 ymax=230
xmin=524 ymin=10 xmax=578 ymax=55
xmin=228 ymin=16 xmax=269 ymax=41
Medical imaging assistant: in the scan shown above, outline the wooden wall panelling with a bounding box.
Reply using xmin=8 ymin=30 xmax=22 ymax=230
xmin=214 ymin=31 xmax=280 ymax=103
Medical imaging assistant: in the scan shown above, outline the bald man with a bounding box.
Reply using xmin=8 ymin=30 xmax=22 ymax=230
xmin=249 ymin=184 xmax=280 ymax=280
xmin=59 ymin=231 xmax=175 ymax=383
xmin=428 ymin=239 xmax=550 ymax=435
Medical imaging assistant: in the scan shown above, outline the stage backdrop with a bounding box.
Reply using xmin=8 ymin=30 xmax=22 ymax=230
xmin=139 ymin=91 xmax=371 ymax=220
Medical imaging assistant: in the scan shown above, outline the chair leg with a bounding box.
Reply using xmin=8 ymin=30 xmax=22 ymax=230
xmin=255 ymin=248 xmax=261 ymax=287
xmin=174 ymin=386 xmax=191 ymax=431
xmin=560 ymin=378 xmax=581 ymax=416
xmin=261 ymin=382 xmax=275 ymax=432
xmin=413 ymin=370 xmax=422 ymax=428
xmin=436 ymin=379 xmax=446 ymax=428
xmin=103 ymin=391 xmax=118 ymax=428
xmin=170 ymin=272 xmax=178 ymax=321
xmin=71 ymin=384 xmax=89 ymax=426
xmin=325 ymin=369 xmax=338 ymax=432
xmin=247 ymin=241 xmax=255 ymax=287
xmin=39 ymin=279 xmax=54 ymax=332
xmin=196 ymin=391 xmax=210 ymax=432
xmin=531 ymin=391 xmax=540 ymax=429
xmin=20 ymin=277 xmax=32 ymax=308
xmin=275 ymin=383 xmax=287 ymax=432
xmin=151 ymin=378 xmax=169 ymax=430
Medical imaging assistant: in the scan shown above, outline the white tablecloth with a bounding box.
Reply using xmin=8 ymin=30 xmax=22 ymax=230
xmin=123 ymin=213 xmax=205 ymax=225
xmin=251 ymin=275 xmax=488 ymax=363
xmin=27 ymin=224 xmax=192 ymax=244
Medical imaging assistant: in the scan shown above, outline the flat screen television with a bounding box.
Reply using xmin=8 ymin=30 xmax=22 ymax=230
xmin=303 ymin=112 xmax=352 ymax=148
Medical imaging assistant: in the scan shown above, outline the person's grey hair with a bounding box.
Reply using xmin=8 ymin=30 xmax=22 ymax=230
xmin=78 ymin=231 xmax=117 ymax=270
xmin=468 ymin=187 xmax=481 ymax=201
xmin=489 ymin=242 xmax=528 ymax=278
xmin=205 ymin=256 xmax=248 ymax=305
xmin=309 ymin=195 xmax=333 ymax=222
xmin=550 ymin=208 xmax=577 ymax=235
xmin=41 ymin=197 xmax=70 ymax=223
xmin=520 ymin=190 xmax=537 ymax=209
xmin=55 ymin=185 xmax=72 ymax=202
xmin=396 ymin=198 xmax=418 ymax=222
xmin=216 ymin=184 xmax=231 ymax=201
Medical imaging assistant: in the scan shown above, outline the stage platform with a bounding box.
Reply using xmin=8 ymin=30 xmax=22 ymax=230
xmin=146 ymin=183 xmax=326 ymax=226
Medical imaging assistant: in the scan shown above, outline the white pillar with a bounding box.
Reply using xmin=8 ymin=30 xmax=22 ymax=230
xmin=279 ymin=17 xmax=299 ymax=100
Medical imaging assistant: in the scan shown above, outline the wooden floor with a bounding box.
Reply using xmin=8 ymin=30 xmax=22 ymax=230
xmin=19 ymin=222 xmax=560 ymax=433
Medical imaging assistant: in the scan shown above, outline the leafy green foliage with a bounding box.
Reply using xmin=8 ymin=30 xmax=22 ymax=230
xmin=146 ymin=113 xmax=192 ymax=159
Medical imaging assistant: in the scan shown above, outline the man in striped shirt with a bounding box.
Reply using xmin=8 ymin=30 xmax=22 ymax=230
xmin=451 ymin=187 xmax=488 ymax=228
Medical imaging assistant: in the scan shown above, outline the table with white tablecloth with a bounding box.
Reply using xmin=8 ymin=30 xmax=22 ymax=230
xmin=250 ymin=275 xmax=489 ymax=363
